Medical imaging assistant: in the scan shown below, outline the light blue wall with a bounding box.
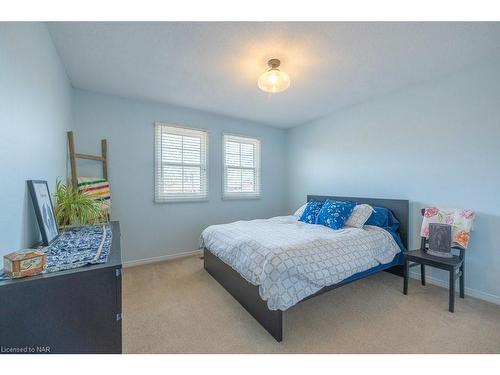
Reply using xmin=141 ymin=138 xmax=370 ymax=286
xmin=72 ymin=89 xmax=287 ymax=262
xmin=286 ymin=58 xmax=500 ymax=302
xmin=0 ymin=23 xmax=72 ymax=256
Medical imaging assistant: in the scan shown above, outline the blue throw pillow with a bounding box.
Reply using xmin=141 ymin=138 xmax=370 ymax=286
xmin=316 ymin=200 xmax=356 ymax=230
xmin=365 ymin=206 xmax=400 ymax=232
xmin=299 ymin=201 xmax=325 ymax=224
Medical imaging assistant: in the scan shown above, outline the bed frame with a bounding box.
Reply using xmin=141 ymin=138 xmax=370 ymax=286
xmin=204 ymin=195 xmax=409 ymax=342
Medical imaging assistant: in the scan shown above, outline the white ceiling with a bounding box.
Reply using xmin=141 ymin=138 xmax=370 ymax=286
xmin=47 ymin=22 xmax=500 ymax=128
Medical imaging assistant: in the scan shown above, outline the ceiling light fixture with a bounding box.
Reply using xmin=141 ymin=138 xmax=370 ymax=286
xmin=258 ymin=59 xmax=290 ymax=93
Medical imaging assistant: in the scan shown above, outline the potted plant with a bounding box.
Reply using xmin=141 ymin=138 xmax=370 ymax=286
xmin=54 ymin=180 xmax=107 ymax=228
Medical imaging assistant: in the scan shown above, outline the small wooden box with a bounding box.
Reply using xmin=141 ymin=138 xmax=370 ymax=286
xmin=3 ymin=250 xmax=46 ymax=278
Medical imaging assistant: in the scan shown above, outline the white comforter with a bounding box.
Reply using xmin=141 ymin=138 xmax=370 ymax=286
xmin=200 ymin=216 xmax=400 ymax=311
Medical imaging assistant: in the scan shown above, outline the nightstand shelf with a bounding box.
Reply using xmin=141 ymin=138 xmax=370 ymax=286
xmin=403 ymin=248 xmax=465 ymax=313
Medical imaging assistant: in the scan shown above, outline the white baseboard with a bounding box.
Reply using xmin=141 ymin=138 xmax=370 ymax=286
xmin=123 ymin=249 xmax=203 ymax=268
xmin=409 ymin=271 xmax=500 ymax=305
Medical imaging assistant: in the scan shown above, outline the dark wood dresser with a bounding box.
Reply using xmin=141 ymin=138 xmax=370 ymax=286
xmin=0 ymin=221 xmax=122 ymax=354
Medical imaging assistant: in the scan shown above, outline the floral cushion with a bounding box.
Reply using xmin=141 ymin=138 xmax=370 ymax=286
xmin=316 ymin=200 xmax=356 ymax=230
xmin=345 ymin=204 xmax=374 ymax=228
xmin=298 ymin=201 xmax=325 ymax=224
xmin=420 ymin=207 xmax=475 ymax=249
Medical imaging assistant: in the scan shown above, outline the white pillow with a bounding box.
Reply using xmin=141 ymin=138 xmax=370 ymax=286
xmin=345 ymin=204 xmax=374 ymax=228
xmin=293 ymin=203 xmax=307 ymax=218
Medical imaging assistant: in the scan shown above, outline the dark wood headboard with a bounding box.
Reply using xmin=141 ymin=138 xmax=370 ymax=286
xmin=307 ymin=195 xmax=409 ymax=249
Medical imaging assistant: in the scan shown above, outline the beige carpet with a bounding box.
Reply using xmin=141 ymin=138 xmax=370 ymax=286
xmin=123 ymin=255 xmax=500 ymax=353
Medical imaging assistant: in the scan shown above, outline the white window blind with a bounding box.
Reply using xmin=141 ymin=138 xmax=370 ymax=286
xmin=155 ymin=123 xmax=208 ymax=202
xmin=223 ymin=134 xmax=261 ymax=199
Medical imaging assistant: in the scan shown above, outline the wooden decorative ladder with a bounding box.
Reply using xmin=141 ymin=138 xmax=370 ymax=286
xmin=67 ymin=131 xmax=108 ymax=188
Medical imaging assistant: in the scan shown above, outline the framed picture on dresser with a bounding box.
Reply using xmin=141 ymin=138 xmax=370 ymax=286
xmin=27 ymin=180 xmax=59 ymax=246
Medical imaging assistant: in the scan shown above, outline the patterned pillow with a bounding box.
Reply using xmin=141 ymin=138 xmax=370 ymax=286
xmin=298 ymin=201 xmax=325 ymax=224
xmin=316 ymin=200 xmax=356 ymax=230
xmin=345 ymin=204 xmax=374 ymax=228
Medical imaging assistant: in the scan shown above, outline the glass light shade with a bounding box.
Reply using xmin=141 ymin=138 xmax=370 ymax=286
xmin=258 ymin=68 xmax=290 ymax=93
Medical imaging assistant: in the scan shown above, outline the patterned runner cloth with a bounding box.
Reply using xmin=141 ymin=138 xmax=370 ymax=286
xmin=0 ymin=225 xmax=112 ymax=280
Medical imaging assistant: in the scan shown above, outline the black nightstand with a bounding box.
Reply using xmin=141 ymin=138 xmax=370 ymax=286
xmin=0 ymin=221 xmax=123 ymax=353
xmin=403 ymin=248 xmax=465 ymax=312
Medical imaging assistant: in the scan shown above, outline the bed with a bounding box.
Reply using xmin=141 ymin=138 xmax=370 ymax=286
xmin=202 ymin=195 xmax=409 ymax=342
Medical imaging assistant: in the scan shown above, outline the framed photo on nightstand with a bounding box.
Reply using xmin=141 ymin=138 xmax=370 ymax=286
xmin=27 ymin=180 xmax=59 ymax=246
xmin=427 ymin=223 xmax=452 ymax=258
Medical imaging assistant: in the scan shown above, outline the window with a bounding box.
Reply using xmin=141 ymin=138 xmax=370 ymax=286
xmin=155 ymin=123 xmax=208 ymax=202
xmin=223 ymin=134 xmax=261 ymax=199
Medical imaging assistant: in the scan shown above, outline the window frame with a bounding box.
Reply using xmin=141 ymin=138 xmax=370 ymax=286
xmin=222 ymin=133 xmax=261 ymax=200
xmin=154 ymin=122 xmax=209 ymax=203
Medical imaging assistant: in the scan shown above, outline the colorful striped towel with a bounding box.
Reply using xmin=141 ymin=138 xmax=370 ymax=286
xmin=77 ymin=177 xmax=111 ymax=213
